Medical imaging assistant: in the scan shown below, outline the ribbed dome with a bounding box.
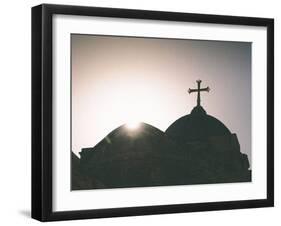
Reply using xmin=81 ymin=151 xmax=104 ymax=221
xmin=166 ymin=106 xmax=231 ymax=143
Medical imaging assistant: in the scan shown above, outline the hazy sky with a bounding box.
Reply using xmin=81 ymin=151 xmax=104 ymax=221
xmin=71 ymin=34 xmax=251 ymax=165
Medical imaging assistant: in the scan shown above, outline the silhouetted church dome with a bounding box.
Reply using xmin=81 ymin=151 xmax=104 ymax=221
xmin=79 ymin=122 xmax=184 ymax=188
xmin=92 ymin=122 xmax=169 ymax=153
xmin=166 ymin=105 xmax=231 ymax=143
xmin=80 ymin=122 xmax=179 ymax=163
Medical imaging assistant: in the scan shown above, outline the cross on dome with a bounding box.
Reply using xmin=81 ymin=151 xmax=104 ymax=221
xmin=188 ymin=80 xmax=210 ymax=106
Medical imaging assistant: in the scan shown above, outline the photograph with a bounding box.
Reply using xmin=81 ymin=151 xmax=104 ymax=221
xmin=0 ymin=0 xmax=277 ymax=224
xmin=31 ymin=3 xmax=274 ymax=221
xmin=71 ymin=34 xmax=252 ymax=190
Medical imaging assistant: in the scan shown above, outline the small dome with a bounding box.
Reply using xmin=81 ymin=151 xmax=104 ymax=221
xmin=166 ymin=106 xmax=231 ymax=143
xmin=81 ymin=122 xmax=177 ymax=160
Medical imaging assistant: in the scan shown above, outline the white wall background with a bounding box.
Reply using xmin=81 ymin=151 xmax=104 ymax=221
xmin=0 ymin=0 xmax=279 ymax=225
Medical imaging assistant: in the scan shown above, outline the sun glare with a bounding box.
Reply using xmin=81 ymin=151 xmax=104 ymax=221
xmin=126 ymin=121 xmax=141 ymax=130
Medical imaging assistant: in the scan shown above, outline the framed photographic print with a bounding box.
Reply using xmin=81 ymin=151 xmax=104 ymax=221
xmin=32 ymin=4 xmax=274 ymax=221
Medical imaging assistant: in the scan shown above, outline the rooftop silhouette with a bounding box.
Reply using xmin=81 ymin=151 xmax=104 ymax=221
xmin=72 ymin=80 xmax=251 ymax=190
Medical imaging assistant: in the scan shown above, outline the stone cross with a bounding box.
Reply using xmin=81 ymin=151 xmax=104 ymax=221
xmin=188 ymin=80 xmax=210 ymax=106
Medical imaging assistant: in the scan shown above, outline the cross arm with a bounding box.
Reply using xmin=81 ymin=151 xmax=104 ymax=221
xmin=200 ymin=87 xmax=210 ymax=92
xmin=188 ymin=88 xmax=197 ymax=94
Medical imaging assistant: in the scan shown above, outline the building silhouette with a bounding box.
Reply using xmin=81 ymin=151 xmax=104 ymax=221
xmin=72 ymin=81 xmax=251 ymax=190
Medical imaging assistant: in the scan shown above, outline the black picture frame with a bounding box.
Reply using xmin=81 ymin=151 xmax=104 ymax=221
xmin=32 ymin=4 xmax=274 ymax=222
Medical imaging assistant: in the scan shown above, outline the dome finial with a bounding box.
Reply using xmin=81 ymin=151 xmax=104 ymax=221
xmin=188 ymin=80 xmax=210 ymax=106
